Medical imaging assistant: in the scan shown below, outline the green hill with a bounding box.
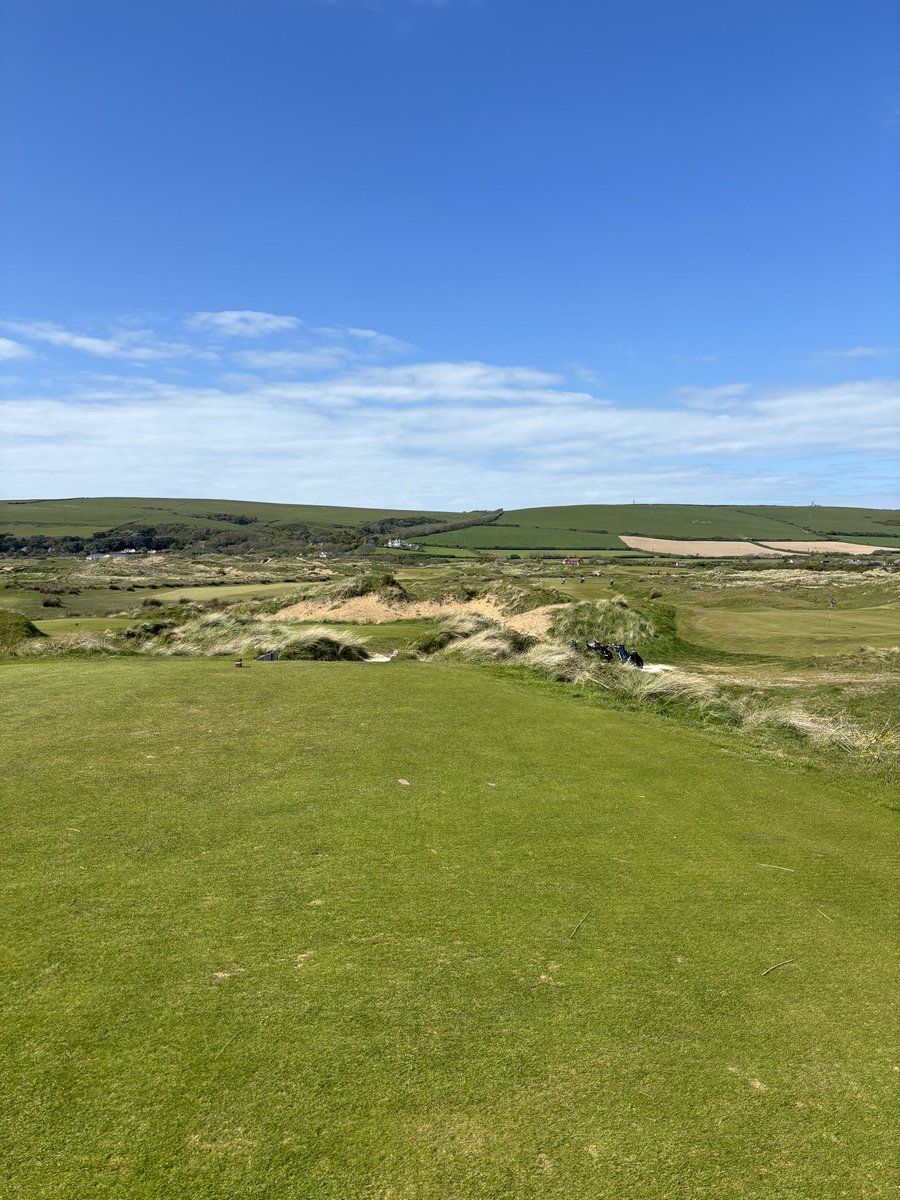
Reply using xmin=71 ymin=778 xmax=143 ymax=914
xmin=2 ymin=498 xmax=899 ymax=553
xmin=0 ymin=497 xmax=465 ymax=539
xmin=418 ymin=504 xmax=900 ymax=549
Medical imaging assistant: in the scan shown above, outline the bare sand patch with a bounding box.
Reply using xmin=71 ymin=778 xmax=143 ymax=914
xmin=268 ymin=593 xmax=567 ymax=637
xmin=758 ymin=540 xmax=883 ymax=555
xmin=620 ymin=537 xmax=787 ymax=557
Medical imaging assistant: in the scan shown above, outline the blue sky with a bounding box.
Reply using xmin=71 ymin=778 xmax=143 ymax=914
xmin=1 ymin=0 xmax=898 ymax=508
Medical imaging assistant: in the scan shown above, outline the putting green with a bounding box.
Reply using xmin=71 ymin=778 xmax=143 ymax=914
xmin=684 ymin=604 xmax=900 ymax=656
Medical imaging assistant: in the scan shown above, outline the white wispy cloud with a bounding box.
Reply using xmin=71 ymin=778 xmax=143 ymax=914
xmin=2 ymin=311 xmax=898 ymax=507
xmin=0 ymin=337 xmax=32 ymax=361
xmin=675 ymin=383 xmax=751 ymax=410
xmin=813 ymin=346 xmax=896 ymax=360
xmin=231 ymin=348 xmax=353 ymax=372
xmin=316 ymin=325 xmax=413 ymax=355
xmin=186 ymin=310 xmax=303 ymax=337
xmin=0 ymin=319 xmax=206 ymax=362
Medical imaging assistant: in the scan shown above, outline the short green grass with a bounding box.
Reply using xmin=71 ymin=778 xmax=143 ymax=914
xmin=683 ymin=604 xmax=900 ymax=656
xmin=0 ymin=586 xmax=145 ymax=620
xmin=286 ymin=619 xmax=438 ymax=652
xmin=147 ymin=582 xmax=302 ymax=604
xmin=1 ymin=658 xmax=897 ymax=1199
xmin=33 ymin=616 xmax=138 ymax=636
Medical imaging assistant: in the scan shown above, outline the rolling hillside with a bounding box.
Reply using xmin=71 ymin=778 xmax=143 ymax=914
xmin=0 ymin=497 xmax=465 ymax=539
xmin=1 ymin=498 xmax=899 ymax=553
xmin=416 ymin=504 xmax=900 ymax=550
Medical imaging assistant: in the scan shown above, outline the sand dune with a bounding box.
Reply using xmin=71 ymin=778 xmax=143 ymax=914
xmin=268 ymin=594 xmax=567 ymax=637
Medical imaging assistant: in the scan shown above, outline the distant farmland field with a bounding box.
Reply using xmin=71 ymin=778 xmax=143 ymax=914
xmin=493 ymin=505 xmax=814 ymax=540
xmin=620 ymin=537 xmax=786 ymax=557
xmin=742 ymin=505 xmax=900 ymax=539
xmin=417 ymin=525 xmax=625 ymax=549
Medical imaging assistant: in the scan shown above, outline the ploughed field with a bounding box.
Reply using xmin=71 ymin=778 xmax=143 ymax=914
xmin=1 ymin=658 xmax=897 ymax=1199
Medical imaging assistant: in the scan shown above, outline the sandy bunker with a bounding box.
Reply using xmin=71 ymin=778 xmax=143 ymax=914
xmin=269 ymin=594 xmax=568 ymax=638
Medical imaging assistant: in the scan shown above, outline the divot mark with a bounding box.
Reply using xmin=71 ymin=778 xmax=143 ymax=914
xmin=397 ymin=779 xmax=411 ymax=787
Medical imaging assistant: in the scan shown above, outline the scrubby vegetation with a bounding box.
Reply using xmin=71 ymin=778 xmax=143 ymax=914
xmin=0 ymin=608 xmax=45 ymax=652
xmin=548 ymin=596 xmax=657 ymax=648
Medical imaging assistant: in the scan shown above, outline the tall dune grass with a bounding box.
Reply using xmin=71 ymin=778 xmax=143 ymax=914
xmin=548 ymin=598 xmax=657 ymax=648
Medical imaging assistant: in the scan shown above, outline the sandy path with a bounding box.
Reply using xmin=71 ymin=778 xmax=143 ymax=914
xmin=620 ymin=537 xmax=787 ymax=557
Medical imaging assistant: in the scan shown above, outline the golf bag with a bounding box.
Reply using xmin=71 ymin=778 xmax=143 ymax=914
xmin=614 ymin=644 xmax=630 ymax=663
xmin=627 ymin=651 xmax=644 ymax=669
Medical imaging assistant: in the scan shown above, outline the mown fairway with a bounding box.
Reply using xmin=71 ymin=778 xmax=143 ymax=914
xmin=1 ymin=659 xmax=897 ymax=1199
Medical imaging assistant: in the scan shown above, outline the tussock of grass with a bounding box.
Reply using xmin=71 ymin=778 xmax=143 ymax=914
xmin=548 ymin=598 xmax=657 ymax=648
xmin=0 ymin=609 xmax=45 ymax=652
xmin=11 ymin=631 xmax=123 ymax=658
xmin=141 ymin=613 xmax=370 ymax=660
xmin=280 ymin=626 xmax=370 ymax=661
xmin=437 ymin=628 xmax=535 ymax=663
xmin=518 ymin=642 xmax=602 ymax=684
xmin=413 ymin=611 xmax=496 ymax=653
xmin=743 ymin=704 xmax=899 ymax=754
xmin=490 ymin=580 xmax=567 ymax=615
xmin=325 ymin=571 xmax=408 ymax=603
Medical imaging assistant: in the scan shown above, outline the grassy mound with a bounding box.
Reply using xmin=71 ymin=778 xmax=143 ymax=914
xmin=548 ymin=597 xmax=658 ymax=648
xmin=325 ymin=571 xmax=408 ymax=603
xmin=0 ymin=609 xmax=45 ymax=652
xmin=279 ymin=626 xmax=370 ymax=661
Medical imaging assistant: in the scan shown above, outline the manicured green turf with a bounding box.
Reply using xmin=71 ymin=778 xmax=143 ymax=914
xmin=147 ymin=582 xmax=301 ymax=603
xmin=33 ymin=616 xmax=138 ymax=635
xmin=683 ymin=604 xmax=900 ymax=656
xmin=0 ymin=586 xmax=143 ymax=620
xmin=1 ymin=659 xmax=896 ymax=1198
xmin=288 ymin=619 xmax=437 ymax=651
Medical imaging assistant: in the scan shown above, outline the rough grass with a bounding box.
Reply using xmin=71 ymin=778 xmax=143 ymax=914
xmin=1 ymin=658 xmax=897 ymax=1199
xmin=0 ymin=608 xmax=45 ymax=651
xmin=324 ymin=571 xmax=409 ymax=603
xmin=279 ymin=626 xmax=370 ymax=661
xmin=137 ymin=614 xmax=370 ymax=660
xmin=548 ymin=598 xmax=658 ymax=649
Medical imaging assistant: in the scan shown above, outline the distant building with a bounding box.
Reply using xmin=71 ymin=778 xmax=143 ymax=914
xmin=386 ymin=538 xmax=421 ymax=550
